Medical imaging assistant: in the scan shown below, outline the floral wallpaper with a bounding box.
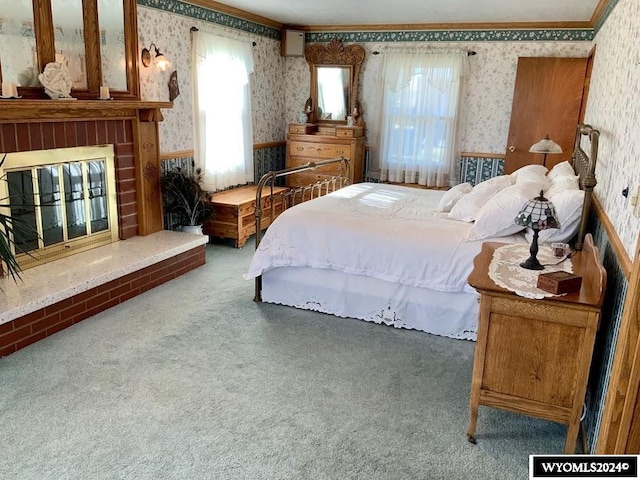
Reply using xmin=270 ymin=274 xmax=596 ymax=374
xmin=584 ymin=0 xmax=640 ymax=260
xmin=285 ymin=40 xmax=592 ymax=172
xmin=137 ymin=6 xmax=285 ymax=153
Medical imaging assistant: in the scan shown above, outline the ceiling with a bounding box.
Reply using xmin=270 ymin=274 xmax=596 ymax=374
xmin=207 ymin=0 xmax=604 ymax=28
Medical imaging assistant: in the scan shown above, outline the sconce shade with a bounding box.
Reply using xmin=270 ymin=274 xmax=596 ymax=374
xmin=514 ymin=190 xmax=560 ymax=270
xmin=142 ymin=43 xmax=171 ymax=71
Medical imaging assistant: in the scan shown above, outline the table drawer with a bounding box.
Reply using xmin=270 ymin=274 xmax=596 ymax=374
xmin=288 ymin=141 xmax=349 ymax=159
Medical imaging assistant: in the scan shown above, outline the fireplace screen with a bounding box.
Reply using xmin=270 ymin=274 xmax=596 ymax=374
xmin=0 ymin=146 xmax=119 ymax=269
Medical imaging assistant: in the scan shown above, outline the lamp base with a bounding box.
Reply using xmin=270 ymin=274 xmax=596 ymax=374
xmin=520 ymin=256 xmax=544 ymax=270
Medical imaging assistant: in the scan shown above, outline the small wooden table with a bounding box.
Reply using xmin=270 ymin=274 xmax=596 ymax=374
xmin=203 ymin=185 xmax=288 ymax=248
xmin=466 ymin=234 xmax=606 ymax=453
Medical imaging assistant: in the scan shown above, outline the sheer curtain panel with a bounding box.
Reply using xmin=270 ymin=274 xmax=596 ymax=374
xmin=192 ymin=31 xmax=255 ymax=192
xmin=377 ymin=52 xmax=467 ymax=187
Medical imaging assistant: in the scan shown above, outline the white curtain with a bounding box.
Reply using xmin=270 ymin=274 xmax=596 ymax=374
xmin=377 ymin=51 xmax=468 ymax=187
xmin=192 ymin=31 xmax=254 ymax=192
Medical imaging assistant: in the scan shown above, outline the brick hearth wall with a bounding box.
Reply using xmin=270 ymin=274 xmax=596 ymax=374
xmin=0 ymin=245 xmax=206 ymax=357
xmin=0 ymin=119 xmax=138 ymax=239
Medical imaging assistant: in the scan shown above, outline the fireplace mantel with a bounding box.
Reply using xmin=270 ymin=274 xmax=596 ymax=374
xmin=0 ymin=99 xmax=173 ymax=237
xmin=0 ymin=100 xmax=173 ymax=121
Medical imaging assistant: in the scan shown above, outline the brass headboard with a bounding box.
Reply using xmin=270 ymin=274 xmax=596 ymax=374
xmin=572 ymin=123 xmax=599 ymax=251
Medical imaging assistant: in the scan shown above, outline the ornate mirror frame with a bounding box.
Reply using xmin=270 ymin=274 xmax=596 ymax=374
xmin=1 ymin=0 xmax=140 ymax=100
xmin=305 ymin=39 xmax=365 ymax=125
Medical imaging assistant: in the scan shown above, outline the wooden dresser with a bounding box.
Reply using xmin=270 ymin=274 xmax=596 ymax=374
xmin=286 ymin=123 xmax=365 ymax=187
xmin=466 ymin=234 xmax=606 ymax=454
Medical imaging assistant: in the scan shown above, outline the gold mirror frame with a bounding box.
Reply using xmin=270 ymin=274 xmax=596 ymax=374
xmin=2 ymin=0 xmax=140 ymax=100
xmin=305 ymin=39 xmax=365 ymax=125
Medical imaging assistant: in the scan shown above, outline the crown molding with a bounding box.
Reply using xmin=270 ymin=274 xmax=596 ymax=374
xmin=139 ymin=0 xmax=619 ymax=41
xmin=137 ymin=0 xmax=282 ymax=38
xmin=591 ymin=0 xmax=611 ymax=26
xmin=184 ymin=0 xmax=283 ymax=29
xmin=290 ymin=21 xmax=593 ymax=32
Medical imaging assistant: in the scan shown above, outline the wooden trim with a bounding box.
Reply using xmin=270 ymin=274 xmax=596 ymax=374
xmin=124 ymin=0 xmax=141 ymax=99
xmin=185 ymin=0 xmax=283 ymax=29
xmin=592 ymin=194 xmax=632 ymax=278
xmin=0 ymin=100 xmax=173 ymax=122
xmin=460 ymin=152 xmax=506 ymax=159
xmin=293 ymin=21 xmax=593 ymax=32
xmin=253 ymin=141 xmax=286 ymax=150
xmin=82 ymin=0 xmax=102 ymax=93
xmin=33 ymin=0 xmax=55 ymax=72
xmin=384 ymin=182 xmax=447 ymax=191
xmin=159 ymin=150 xmax=195 ymax=160
xmin=590 ymin=0 xmax=612 ymax=27
xmin=159 ymin=143 xmax=285 ymax=160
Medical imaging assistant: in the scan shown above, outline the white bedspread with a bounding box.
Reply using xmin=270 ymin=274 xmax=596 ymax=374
xmin=246 ymin=182 xmax=523 ymax=294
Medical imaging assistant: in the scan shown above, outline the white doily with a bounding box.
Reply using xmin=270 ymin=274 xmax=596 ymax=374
xmin=488 ymin=244 xmax=573 ymax=299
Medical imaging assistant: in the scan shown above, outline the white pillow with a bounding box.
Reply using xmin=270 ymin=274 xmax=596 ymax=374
xmin=547 ymin=161 xmax=575 ymax=181
xmin=448 ymin=175 xmax=514 ymax=222
xmin=465 ymin=178 xmax=547 ymax=241
xmin=510 ymin=164 xmax=548 ymax=181
xmin=546 ymin=175 xmax=580 ymax=198
xmin=436 ymin=182 xmax=472 ymax=212
xmin=525 ymin=189 xmax=585 ymax=244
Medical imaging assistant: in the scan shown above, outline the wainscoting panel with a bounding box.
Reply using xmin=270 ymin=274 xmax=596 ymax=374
xmin=459 ymin=156 xmax=505 ymax=185
xmin=160 ymin=144 xmax=286 ymax=230
xmin=583 ymin=210 xmax=629 ymax=452
xmin=253 ymin=143 xmax=286 ymax=183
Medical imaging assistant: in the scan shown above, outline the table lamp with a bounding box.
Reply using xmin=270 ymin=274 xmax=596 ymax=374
xmin=529 ymin=135 xmax=562 ymax=167
xmin=514 ymin=191 xmax=560 ymax=270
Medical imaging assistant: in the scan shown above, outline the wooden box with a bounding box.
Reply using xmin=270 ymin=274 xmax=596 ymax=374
xmin=537 ymin=271 xmax=583 ymax=294
xmin=203 ymin=185 xmax=288 ymax=248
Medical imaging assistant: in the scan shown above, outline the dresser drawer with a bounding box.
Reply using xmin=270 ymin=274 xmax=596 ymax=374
xmin=288 ymin=141 xmax=349 ymax=159
xmin=287 ymin=155 xmax=345 ymax=175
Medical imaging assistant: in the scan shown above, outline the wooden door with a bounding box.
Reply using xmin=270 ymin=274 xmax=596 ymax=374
xmin=504 ymin=57 xmax=588 ymax=174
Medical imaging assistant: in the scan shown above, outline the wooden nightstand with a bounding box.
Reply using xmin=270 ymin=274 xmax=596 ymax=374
xmin=466 ymin=234 xmax=606 ymax=453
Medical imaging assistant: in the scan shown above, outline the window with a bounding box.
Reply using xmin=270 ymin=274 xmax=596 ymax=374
xmin=192 ymin=31 xmax=255 ymax=192
xmin=378 ymin=52 xmax=468 ymax=187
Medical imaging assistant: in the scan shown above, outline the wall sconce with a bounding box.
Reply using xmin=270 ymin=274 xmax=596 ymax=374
xmin=141 ymin=43 xmax=171 ymax=71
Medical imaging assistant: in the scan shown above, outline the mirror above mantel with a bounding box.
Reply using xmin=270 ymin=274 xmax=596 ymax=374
xmin=305 ymin=39 xmax=365 ymax=126
xmin=0 ymin=0 xmax=139 ymax=100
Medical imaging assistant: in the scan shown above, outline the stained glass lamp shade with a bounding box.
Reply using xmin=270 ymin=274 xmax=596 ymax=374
xmin=514 ymin=190 xmax=560 ymax=270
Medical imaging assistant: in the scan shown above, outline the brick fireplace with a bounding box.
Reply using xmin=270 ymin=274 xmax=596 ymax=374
xmin=1 ymin=117 xmax=139 ymax=239
xmin=0 ymin=100 xmax=207 ymax=356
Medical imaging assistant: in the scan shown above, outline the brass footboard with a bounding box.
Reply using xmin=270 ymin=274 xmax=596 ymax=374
xmin=253 ymin=156 xmax=351 ymax=301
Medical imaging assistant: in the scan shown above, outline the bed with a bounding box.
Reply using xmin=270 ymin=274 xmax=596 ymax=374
xmin=246 ymin=124 xmax=599 ymax=340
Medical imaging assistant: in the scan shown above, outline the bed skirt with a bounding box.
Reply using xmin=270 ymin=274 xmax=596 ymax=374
xmin=262 ymin=267 xmax=480 ymax=341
